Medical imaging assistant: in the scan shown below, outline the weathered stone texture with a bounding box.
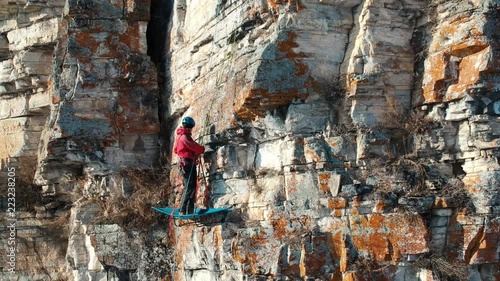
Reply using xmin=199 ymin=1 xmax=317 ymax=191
xmin=1 ymin=0 xmax=162 ymax=280
xmin=164 ymin=0 xmax=499 ymax=280
xmin=421 ymin=1 xmax=498 ymax=104
xmin=1 ymin=0 xmax=499 ymax=280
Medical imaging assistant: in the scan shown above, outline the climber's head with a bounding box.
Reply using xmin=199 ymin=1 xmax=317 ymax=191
xmin=182 ymin=116 xmax=196 ymax=129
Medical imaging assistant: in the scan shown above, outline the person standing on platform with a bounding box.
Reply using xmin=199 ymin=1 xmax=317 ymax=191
xmin=173 ymin=116 xmax=205 ymax=215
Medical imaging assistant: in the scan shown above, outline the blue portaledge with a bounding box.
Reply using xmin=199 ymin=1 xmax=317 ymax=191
xmin=152 ymin=206 xmax=230 ymax=220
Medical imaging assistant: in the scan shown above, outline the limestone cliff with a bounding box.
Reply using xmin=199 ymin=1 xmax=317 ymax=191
xmin=0 ymin=0 xmax=499 ymax=280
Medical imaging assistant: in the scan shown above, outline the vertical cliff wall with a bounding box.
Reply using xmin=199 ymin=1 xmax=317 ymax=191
xmin=1 ymin=0 xmax=499 ymax=280
xmin=1 ymin=0 xmax=162 ymax=280
xmin=164 ymin=0 xmax=499 ymax=280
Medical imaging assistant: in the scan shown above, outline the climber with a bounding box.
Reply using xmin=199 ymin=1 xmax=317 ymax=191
xmin=173 ymin=116 xmax=205 ymax=216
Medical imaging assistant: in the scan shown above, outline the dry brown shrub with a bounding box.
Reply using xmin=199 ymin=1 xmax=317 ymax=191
xmin=363 ymin=155 xmax=428 ymax=200
xmin=43 ymin=210 xmax=71 ymax=238
xmin=96 ymin=167 xmax=172 ymax=229
xmin=440 ymin=177 xmax=467 ymax=197
xmin=381 ymin=106 xmax=436 ymax=134
xmin=0 ymin=157 xmax=43 ymax=212
xmin=17 ymin=157 xmax=44 ymax=211
xmin=331 ymin=118 xmax=357 ymax=137
xmin=379 ymin=107 xmax=439 ymax=156
xmin=348 ymin=256 xmax=390 ymax=280
xmin=315 ymin=75 xmax=344 ymax=105
xmin=413 ymin=254 xmax=468 ymax=281
xmin=438 ymin=177 xmax=474 ymax=211
xmin=397 ymin=157 xmax=428 ymax=196
xmin=393 ymin=203 xmax=422 ymax=223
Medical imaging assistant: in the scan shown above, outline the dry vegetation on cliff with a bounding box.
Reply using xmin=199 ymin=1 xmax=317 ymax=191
xmin=360 ymin=107 xmax=473 ymax=203
xmin=0 ymin=157 xmax=43 ymax=212
xmin=412 ymin=254 xmax=468 ymax=281
xmin=95 ymin=167 xmax=172 ymax=229
xmin=17 ymin=157 xmax=44 ymax=211
xmin=348 ymin=256 xmax=389 ymax=280
xmin=362 ymin=154 xmax=473 ymax=209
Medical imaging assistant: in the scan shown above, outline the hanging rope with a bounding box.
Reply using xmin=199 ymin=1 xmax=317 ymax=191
xmin=168 ymin=209 xmax=175 ymax=236
xmin=199 ymin=157 xmax=212 ymax=208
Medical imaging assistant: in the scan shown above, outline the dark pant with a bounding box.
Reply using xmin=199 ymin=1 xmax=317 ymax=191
xmin=180 ymin=159 xmax=197 ymax=214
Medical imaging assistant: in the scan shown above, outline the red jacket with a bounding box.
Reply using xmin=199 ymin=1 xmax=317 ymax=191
xmin=173 ymin=127 xmax=205 ymax=160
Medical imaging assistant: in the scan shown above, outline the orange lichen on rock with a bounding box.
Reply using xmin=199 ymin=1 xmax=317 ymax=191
xmin=73 ymin=31 xmax=100 ymax=55
xmin=467 ymin=219 xmax=499 ymax=264
xmin=299 ymin=236 xmax=332 ymax=279
xmin=318 ymin=173 xmax=332 ymax=194
xmin=304 ymin=147 xmax=328 ymax=163
xmin=246 ymin=252 xmax=260 ymax=274
xmin=214 ymin=225 xmax=223 ymax=250
xmin=329 ymin=232 xmax=349 ymax=273
xmin=109 ymin=92 xmax=159 ymax=135
xmin=173 ymin=226 xmax=193 ymax=281
xmin=421 ymin=6 xmax=494 ymax=104
xmin=271 ymin=215 xmax=289 ymax=239
xmin=119 ymin=24 xmax=142 ymax=54
xmin=235 ymin=87 xmax=307 ymax=120
xmin=350 ymin=213 xmax=428 ymax=262
xmin=445 ymin=213 xmax=499 ymax=265
xmin=277 ymin=32 xmax=308 ymax=74
xmin=445 ymin=47 xmax=490 ymax=101
xmin=268 ymin=0 xmax=305 ymax=12
xmin=328 ymin=197 xmax=347 ymax=209
xmin=227 ymin=30 xmax=311 ymax=121
xmin=373 ymin=200 xmax=388 ymax=213
xmin=51 ymin=95 xmax=60 ymax=104
xmin=423 ymin=45 xmax=492 ymax=103
xmin=450 ymin=40 xmax=489 ymax=57
xmin=422 ymin=52 xmax=448 ymax=103
xmin=234 ymin=232 xmax=272 ymax=275
xmin=343 ymin=272 xmax=356 ymax=281
xmin=463 ymin=174 xmax=482 ymax=193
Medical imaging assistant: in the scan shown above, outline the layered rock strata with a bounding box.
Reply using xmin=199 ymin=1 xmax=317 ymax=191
xmin=0 ymin=0 xmax=499 ymax=280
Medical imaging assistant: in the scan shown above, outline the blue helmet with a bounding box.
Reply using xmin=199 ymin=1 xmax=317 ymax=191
xmin=182 ymin=116 xmax=195 ymax=128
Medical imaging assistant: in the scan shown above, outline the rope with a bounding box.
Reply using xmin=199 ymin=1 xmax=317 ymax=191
xmin=193 ymin=161 xmax=200 ymax=209
xmin=199 ymin=158 xmax=211 ymax=208
xmin=168 ymin=209 xmax=175 ymax=237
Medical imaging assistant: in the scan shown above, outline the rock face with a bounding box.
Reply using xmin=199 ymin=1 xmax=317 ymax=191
xmin=0 ymin=0 xmax=499 ymax=280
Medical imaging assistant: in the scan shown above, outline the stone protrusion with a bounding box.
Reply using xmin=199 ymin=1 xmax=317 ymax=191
xmin=1 ymin=0 xmax=499 ymax=280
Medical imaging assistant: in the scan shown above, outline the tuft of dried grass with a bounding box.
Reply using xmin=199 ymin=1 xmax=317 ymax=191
xmin=363 ymin=155 xmax=428 ymax=200
xmin=41 ymin=210 xmax=72 ymax=243
xmin=348 ymin=256 xmax=390 ymax=279
xmin=440 ymin=177 xmax=467 ymax=197
xmin=438 ymin=177 xmax=474 ymax=211
xmin=96 ymin=167 xmax=172 ymax=229
xmin=378 ymin=107 xmax=439 ymax=157
xmin=380 ymin=106 xmax=436 ymax=134
xmin=4 ymin=157 xmax=43 ymax=212
xmin=413 ymin=255 xmax=468 ymax=281
xmin=331 ymin=118 xmax=357 ymax=137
